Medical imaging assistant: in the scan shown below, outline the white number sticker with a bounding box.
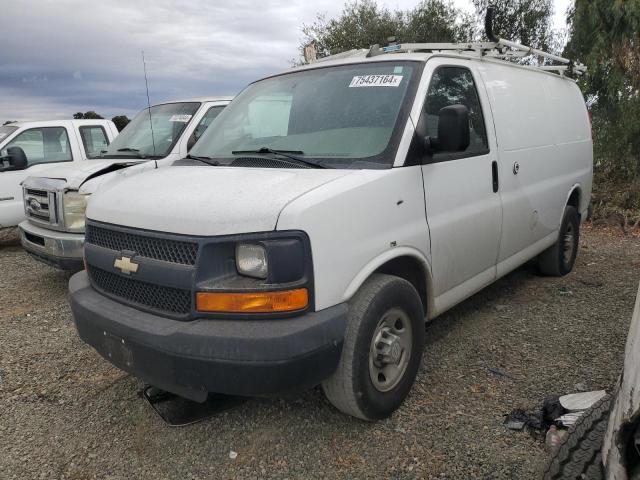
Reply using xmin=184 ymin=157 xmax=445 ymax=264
xmin=349 ymin=75 xmax=403 ymax=88
xmin=169 ymin=114 xmax=192 ymax=123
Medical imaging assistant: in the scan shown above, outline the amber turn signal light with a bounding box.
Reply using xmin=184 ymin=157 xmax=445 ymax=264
xmin=196 ymin=289 xmax=308 ymax=313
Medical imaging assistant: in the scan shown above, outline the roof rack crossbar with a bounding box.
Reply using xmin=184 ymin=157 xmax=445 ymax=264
xmin=307 ymin=8 xmax=586 ymax=76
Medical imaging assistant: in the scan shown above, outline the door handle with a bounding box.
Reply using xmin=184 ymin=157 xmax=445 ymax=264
xmin=491 ymin=161 xmax=499 ymax=193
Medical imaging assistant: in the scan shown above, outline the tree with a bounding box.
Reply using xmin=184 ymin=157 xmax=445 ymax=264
xmin=472 ymin=0 xmax=554 ymax=50
xmin=299 ymin=0 xmax=553 ymax=62
xmin=565 ymin=0 xmax=640 ymax=180
xmin=300 ymin=0 xmax=472 ymax=60
xmin=111 ymin=115 xmax=130 ymax=132
xmin=72 ymin=111 xmax=104 ymax=120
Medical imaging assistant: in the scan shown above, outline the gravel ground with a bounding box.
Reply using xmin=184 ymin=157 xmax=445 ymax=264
xmin=1 ymin=225 xmax=639 ymax=479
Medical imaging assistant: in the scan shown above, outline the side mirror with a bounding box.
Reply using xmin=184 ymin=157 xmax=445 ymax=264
xmin=431 ymin=104 xmax=470 ymax=153
xmin=1 ymin=146 xmax=28 ymax=171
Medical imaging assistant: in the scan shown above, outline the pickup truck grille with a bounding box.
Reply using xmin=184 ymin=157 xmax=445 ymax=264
xmin=88 ymin=266 xmax=191 ymax=315
xmin=23 ymin=187 xmax=58 ymax=225
xmin=86 ymin=224 xmax=198 ymax=265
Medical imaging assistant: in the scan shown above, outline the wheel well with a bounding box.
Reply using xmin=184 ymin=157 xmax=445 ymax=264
xmin=568 ymin=188 xmax=581 ymax=211
xmin=373 ymin=256 xmax=429 ymax=315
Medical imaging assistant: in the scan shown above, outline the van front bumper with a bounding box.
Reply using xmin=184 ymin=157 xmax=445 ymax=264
xmin=69 ymin=271 xmax=348 ymax=402
xmin=19 ymin=220 xmax=84 ymax=271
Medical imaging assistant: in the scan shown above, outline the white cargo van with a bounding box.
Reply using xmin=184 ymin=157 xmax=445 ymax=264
xmin=0 ymin=119 xmax=118 ymax=230
xmin=19 ymin=97 xmax=232 ymax=269
xmin=69 ymin=22 xmax=592 ymax=420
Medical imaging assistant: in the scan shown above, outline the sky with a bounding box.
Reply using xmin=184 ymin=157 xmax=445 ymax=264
xmin=0 ymin=0 xmax=572 ymax=123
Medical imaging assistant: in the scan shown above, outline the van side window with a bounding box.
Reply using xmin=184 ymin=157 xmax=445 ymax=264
xmin=79 ymin=126 xmax=109 ymax=159
xmin=424 ymin=67 xmax=489 ymax=156
xmin=0 ymin=127 xmax=72 ymax=166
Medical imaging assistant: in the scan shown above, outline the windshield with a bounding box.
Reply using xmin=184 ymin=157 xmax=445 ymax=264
xmin=102 ymin=102 xmax=200 ymax=158
xmin=190 ymin=62 xmax=420 ymax=168
xmin=0 ymin=125 xmax=18 ymax=145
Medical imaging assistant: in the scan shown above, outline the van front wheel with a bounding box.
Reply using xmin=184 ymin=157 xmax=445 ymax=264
xmin=322 ymin=274 xmax=425 ymax=421
xmin=538 ymin=206 xmax=580 ymax=276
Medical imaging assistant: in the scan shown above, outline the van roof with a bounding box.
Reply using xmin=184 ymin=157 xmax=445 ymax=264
xmin=284 ymin=43 xmax=583 ymax=82
xmin=159 ymin=96 xmax=234 ymax=104
xmin=5 ymin=119 xmax=114 ymax=129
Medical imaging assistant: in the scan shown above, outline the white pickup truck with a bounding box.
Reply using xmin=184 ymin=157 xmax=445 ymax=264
xmin=0 ymin=119 xmax=118 ymax=230
xmin=19 ymin=97 xmax=232 ymax=270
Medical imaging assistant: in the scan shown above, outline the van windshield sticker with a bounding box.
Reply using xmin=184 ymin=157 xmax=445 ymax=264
xmin=393 ymin=66 xmax=403 ymax=74
xmin=169 ymin=114 xmax=192 ymax=123
xmin=349 ymin=75 xmax=403 ymax=88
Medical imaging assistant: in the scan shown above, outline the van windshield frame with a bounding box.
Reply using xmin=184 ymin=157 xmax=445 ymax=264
xmin=190 ymin=61 xmax=423 ymax=169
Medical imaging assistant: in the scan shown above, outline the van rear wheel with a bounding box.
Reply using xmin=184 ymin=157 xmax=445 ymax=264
xmin=538 ymin=206 xmax=580 ymax=276
xmin=322 ymin=274 xmax=425 ymax=421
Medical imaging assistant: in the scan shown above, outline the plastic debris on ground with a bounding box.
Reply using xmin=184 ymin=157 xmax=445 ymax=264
xmin=559 ymin=390 xmax=607 ymax=412
xmin=504 ymin=390 xmax=607 ymax=438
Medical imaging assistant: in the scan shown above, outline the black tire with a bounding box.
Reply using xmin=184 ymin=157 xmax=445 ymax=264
xmin=538 ymin=206 xmax=580 ymax=276
xmin=322 ymin=274 xmax=425 ymax=421
xmin=543 ymin=394 xmax=612 ymax=480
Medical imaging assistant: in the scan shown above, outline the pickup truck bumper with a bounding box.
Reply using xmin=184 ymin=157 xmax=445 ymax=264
xmin=19 ymin=220 xmax=84 ymax=271
xmin=69 ymin=271 xmax=348 ymax=402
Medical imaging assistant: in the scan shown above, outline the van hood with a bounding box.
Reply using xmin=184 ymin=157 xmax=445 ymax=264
xmin=87 ymin=166 xmax=354 ymax=236
xmin=27 ymin=159 xmax=144 ymax=190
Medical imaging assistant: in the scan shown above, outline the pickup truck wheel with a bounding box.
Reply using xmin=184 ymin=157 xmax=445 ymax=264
xmin=538 ymin=206 xmax=580 ymax=276
xmin=322 ymin=274 xmax=425 ymax=421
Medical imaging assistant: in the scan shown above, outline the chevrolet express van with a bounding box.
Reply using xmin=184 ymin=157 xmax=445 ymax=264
xmin=69 ymin=35 xmax=592 ymax=420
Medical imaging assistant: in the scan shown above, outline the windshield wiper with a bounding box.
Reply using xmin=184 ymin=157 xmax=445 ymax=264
xmin=231 ymin=147 xmax=327 ymax=169
xmin=117 ymin=147 xmax=140 ymax=152
xmin=185 ymin=154 xmax=220 ymax=166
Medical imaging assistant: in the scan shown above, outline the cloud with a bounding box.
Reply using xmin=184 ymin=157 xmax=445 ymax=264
xmin=0 ymin=0 xmax=567 ymax=123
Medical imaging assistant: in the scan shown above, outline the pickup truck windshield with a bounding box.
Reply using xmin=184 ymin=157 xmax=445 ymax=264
xmin=190 ymin=62 xmax=419 ymax=168
xmin=102 ymin=102 xmax=200 ymax=159
xmin=0 ymin=125 xmax=18 ymax=144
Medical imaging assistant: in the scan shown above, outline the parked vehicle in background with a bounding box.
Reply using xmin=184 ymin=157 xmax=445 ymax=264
xmin=0 ymin=119 xmax=118 ymax=230
xmin=19 ymin=97 xmax=232 ymax=270
xmin=68 ymin=15 xmax=592 ymax=420
xmin=543 ymin=284 xmax=640 ymax=480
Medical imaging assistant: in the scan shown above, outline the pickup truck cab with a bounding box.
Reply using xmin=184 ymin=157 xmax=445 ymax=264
xmin=69 ymin=40 xmax=592 ymax=420
xmin=19 ymin=97 xmax=232 ymax=270
xmin=0 ymin=119 xmax=118 ymax=230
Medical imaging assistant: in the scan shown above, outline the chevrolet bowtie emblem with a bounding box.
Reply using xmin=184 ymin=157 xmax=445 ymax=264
xmin=114 ymin=255 xmax=139 ymax=275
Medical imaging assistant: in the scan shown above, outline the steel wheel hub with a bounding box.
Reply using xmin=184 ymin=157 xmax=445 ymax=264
xmin=369 ymin=308 xmax=413 ymax=392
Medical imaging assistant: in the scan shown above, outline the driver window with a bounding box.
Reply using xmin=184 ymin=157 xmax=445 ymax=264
xmin=424 ymin=67 xmax=489 ymax=156
xmin=1 ymin=127 xmax=72 ymax=166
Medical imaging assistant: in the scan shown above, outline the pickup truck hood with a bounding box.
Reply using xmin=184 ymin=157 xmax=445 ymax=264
xmin=87 ymin=166 xmax=353 ymax=236
xmin=28 ymin=159 xmax=144 ymax=190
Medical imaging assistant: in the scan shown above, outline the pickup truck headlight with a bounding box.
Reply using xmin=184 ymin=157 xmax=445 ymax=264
xmin=236 ymin=243 xmax=268 ymax=279
xmin=63 ymin=192 xmax=89 ymax=233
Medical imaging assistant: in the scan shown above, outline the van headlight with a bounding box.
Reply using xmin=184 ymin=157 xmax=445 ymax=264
xmin=236 ymin=243 xmax=268 ymax=279
xmin=63 ymin=192 xmax=89 ymax=233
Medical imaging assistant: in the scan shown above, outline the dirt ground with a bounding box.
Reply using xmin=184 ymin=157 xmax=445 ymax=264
xmin=1 ymin=225 xmax=639 ymax=479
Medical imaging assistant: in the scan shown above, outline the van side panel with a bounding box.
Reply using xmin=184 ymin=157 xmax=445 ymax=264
xmin=478 ymin=62 xmax=592 ymax=266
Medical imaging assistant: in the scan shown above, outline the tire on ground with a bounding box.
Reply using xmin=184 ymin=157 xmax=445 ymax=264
xmin=538 ymin=205 xmax=580 ymax=276
xmin=543 ymin=394 xmax=611 ymax=480
xmin=322 ymin=273 xmax=425 ymax=421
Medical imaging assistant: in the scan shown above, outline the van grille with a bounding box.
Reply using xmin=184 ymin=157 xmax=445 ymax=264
xmin=88 ymin=265 xmax=192 ymax=315
xmin=86 ymin=224 xmax=198 ymax=265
